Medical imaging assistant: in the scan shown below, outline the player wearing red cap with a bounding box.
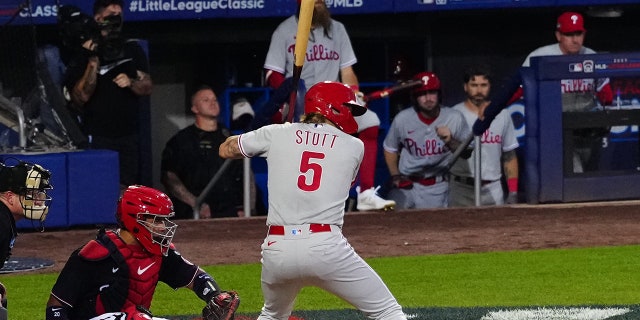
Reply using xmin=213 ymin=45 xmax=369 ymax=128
xmin=523 ymin=11 xmax=613 ymax=173
xmin=383 ymin=72 xmax=471 ymax=209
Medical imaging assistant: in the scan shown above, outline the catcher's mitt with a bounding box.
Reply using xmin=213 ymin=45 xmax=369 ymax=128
xmin=202 ymin=291 xmax=240 ymax=320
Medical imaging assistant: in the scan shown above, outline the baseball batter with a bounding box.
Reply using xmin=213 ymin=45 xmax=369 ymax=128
xmin=219 ymin=82 xmax=406 ymax=320
xmin=263 ymin=0 xmax=394 ymax=211
xmin=383 ymin=72 xmax=471 ymax=209
xmin=523 ymin=11 xmax=612 ymax=173
xmin=450 ymin=65 xmax=519 ymax=207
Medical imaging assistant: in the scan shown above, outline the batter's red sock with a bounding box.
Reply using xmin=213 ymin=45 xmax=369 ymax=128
xmin=358 ymin=126 xmax=379 ymax=191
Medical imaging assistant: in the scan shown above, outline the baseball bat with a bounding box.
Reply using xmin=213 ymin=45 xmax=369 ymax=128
xmin=286 ymin=0 xmax=314 ymax=123
xmin=192 ymin=158 xmax=233 ymax=219
xmin=364 ymin=80 xmax=423 ymax=102
xmin=445 ymin=133 xmax=474 ymax=171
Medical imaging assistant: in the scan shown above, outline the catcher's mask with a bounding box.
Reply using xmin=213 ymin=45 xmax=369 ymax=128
xmin=116 ymin=185 xmax=177 ymax=256
xmin=0 ymin=159 xmax=53 ymax=226
xmin=304 ymin=81 xmax=366 ymax=134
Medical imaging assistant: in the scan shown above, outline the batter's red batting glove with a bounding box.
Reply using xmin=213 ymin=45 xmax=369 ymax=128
xmin=391 ymin=175 xmax=413 ymax=189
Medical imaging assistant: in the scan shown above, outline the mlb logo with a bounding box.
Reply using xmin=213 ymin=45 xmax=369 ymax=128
xmin=417 ymin=0 xmax=434 ymax=3
xmin=583 ymin=60 xmax=594 ymax=73
xmin=435 ymin=0 xmax=447 ymax=4
xmin=569 ymin=63 xmax=583 ymax=72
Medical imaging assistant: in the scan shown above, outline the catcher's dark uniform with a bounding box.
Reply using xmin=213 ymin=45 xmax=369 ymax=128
xmin=48 ymin=229 xmax=198 ymax=319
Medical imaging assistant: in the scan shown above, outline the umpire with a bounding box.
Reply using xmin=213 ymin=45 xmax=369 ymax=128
xmin=0 ymin=160 xmax=53 ymax=318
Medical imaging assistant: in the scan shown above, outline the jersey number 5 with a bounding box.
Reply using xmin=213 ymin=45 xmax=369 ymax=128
xmin=298 ymin=151 xmax=325 ymax=191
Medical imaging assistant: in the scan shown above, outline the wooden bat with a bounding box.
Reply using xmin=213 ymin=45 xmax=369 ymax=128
xmin=364 ymin=80 xmax=423 ymax=102
xmin=286 ymin=0 xmax=314 ymax=123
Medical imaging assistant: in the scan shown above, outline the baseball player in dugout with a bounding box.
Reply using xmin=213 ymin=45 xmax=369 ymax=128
xmin=522 ymin=11 xmax=613 ymax=173
xmin=383 ymin=72 xmax=471 ymax=209
xmin=263 ymin=0 xmax=395 ymax=211
xmin=0 ymin=160 xmax=53 ymax=318
xmin=46 ymin=185 xmax=239 ymax=320
xmin=219 ymin=82 xmax=407 ymax=320
xmin=450 ymin=65 xmax=520 ymax=207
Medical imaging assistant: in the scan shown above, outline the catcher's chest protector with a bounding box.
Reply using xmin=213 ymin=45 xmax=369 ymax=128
xmin=102 ymin=232 xmax=162 ymax=311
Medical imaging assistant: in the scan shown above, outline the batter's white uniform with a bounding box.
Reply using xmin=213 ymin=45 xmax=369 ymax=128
xmin=383 ymin=106 xmax=470 ymax=208
xmin=449 ymin=104 xmax=519 ymax=206
xmin=523 ymin=44 xmax=610 ymax=172
xmin=238 ymin=122 xmax=406 ymax=320
xmin=264 ymin=15 xmax=380 ymax=131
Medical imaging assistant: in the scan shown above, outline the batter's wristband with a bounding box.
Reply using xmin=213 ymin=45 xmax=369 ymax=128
xmin=507 ymin=177 xmax=518 ymax=193
xmin=348 ymin=84 xmax=359 ymax=92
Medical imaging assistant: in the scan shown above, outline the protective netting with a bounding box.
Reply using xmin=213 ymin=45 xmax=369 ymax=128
xmin=0 ymin=7 xmax=85 ymax=151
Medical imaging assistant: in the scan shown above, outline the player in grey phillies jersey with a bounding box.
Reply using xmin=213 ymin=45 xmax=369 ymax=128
xmin=263 ymin=0 xmax=394 ymax=211
xmin=449 ymin=65 xmax=519 ymax=207
xmin=383 ymin=72 xmax=471 ymax=209
xmin=219 ymin=82 xmax=407 ymax=320
xmin=522 ymin=11 xmax=613 ymax=173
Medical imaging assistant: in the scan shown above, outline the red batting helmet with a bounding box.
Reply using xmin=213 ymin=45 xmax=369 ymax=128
xmin=412 ymin=72 xmax=441 ymax=95
xmin=304 ymin=81 xmax=366 ymax=134
xmin=116 ymin=185 xmax=177 ymax=256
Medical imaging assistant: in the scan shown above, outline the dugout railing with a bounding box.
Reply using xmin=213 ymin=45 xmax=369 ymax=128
xmin=523 ymin=52 xmax=640 ymax=204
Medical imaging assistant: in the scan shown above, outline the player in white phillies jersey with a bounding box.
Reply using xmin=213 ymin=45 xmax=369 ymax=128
xmin=219 ymin=82 xmax=407 ymax=320
xmin=383 ymin=72 xmax=471 ymax=209
xmin=523 ymin=11 xmax=613 ymax=173
xmin=450 ymin=65 xmax=519 ymax=207
xmin=263 ymin=0 xmax=393 ymax=211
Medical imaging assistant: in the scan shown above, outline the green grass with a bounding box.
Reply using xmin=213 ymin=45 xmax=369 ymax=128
xmin=3 ymin=245 xmax=640 ymax=319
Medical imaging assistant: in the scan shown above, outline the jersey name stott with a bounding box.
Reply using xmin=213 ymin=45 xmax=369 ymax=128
xmin=295 ymin=130 xmax=339 ymax=148
xmin=403 ymin=138 xmax=447 ymax=156
xmin=561 ymin=79 xmax=594 ymax=93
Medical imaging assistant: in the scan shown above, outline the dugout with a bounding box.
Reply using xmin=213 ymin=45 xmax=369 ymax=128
xmin=522 ymin=52 xmax=640 ymax=204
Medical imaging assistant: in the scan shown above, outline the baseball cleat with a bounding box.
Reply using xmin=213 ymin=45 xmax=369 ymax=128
xmin=356 ymin=186 xmax=396 ymax=211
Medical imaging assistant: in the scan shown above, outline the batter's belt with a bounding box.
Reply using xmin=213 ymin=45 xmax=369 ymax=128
xmin=268 ymin=224 xmax=333 ymax=235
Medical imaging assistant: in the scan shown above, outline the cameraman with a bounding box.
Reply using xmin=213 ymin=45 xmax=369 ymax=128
xmin=63 ymin=0 xmax=152 ymax=189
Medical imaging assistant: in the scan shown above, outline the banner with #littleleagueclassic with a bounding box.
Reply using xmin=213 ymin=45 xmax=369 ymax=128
xmin=0 ymin=0 xmax=637 ymax=26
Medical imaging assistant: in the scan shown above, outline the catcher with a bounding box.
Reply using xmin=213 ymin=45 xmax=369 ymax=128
xmin=45 ymin=185 xmax=239 ymax=320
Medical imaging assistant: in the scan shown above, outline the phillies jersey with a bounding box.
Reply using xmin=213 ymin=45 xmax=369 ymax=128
xmin=383 ymin=106 xmax=470 ymax=177
xmin=238 ymin=122 xmax=363 ymax=226
xmin=450 ymin=103 xmax=519 ymax=181
xmin=264 ymin=15 xmax=357 ymax=86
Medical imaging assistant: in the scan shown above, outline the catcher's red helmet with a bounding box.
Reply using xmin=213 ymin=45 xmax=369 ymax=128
xmin=304 ymin=81 xmax=366 ymax=134
xmin=116 ymin=185 xmax=177 ymax=256
xmin=412 ymin=71 xmax=441 ymax=95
